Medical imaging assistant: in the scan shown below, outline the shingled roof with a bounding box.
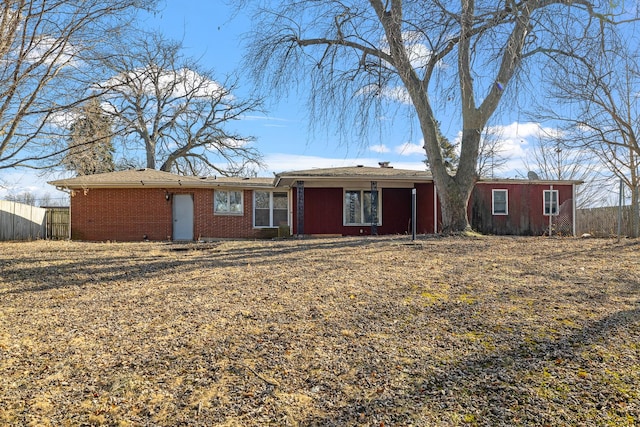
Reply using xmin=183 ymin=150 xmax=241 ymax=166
xmin=48 ymin=169 xmax=273 ymax=189
xmin=274 ymin=165 xmax=432 ymax=187
xmin=48 ymin=165 xmax=434 ymax=190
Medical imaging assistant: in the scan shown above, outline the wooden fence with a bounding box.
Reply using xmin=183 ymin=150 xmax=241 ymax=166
xmin=576 ymin=206 xmax=638 ymax=237
xmin=44 ymin=207 xmax=70 ymax=240
xmin=0 ymin=200 xmax=46 ymax=240
xmin=0 ymin=201 xmax=69 ymax=241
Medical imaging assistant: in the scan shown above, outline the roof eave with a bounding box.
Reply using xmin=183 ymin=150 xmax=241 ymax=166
xmin=48 ymin=180 xmax=278 ymax=190
xmin=275 ymin=174 xmax=433 ymax=186
xmin=476 ymin=178 xmax=583 ymax=185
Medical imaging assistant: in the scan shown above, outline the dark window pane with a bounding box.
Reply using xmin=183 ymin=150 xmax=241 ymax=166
xmin=363 ymin=191 xmax=373 ymax=223
xmin=344 ymin=191 xmax=361 ymax=224
xmin=493 ymin=191 xmax=507 ymax=214
xmin=273 ymin=209 xmax=288 ymax=226
xmin=255 ymin=209 xmax=270 ymax=226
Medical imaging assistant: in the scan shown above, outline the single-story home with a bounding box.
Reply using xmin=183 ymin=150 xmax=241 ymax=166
xmin=48 ymin=165 xmax=580 ymax=241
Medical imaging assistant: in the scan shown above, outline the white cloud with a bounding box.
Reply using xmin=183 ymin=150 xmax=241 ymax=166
xmin=103 ymin=67 xmax=226 ymax=100
xmin=355 ymin=84 xmax=412 ymax=105
xmin=385 ymin=160 xmax=428 ymax=170
xmin=207 ymin=137 xmax=251 ymax=150
xmin=477 ymin=122 xmax=562 ymax=177
xmin=262 ymin=153 xmax=425 ymax=174
xmin=263 ymin=154 xmax=370 ymax=173
xmin=173 ymin=68 xmax=225 ymax=99
xmin=46 ymin=110 xmax=79 ymax=129
xmin=382 ymin=86 xmax=412 ymax=104
xmin=379 ymin=30 xmax=446 ymax=72
xmin=369 ymin=144 xmax=390 ymax=153
xmin=24 ymin=36 xmax=79 ymax=68
xmin=440 ymin=121 xmax=567 ymax=177
xmin=394 ymin=142 xmax=424 ymax=156
xmin=487 ymin=122 xmax=559 ymax=140
xmin=402 ymin=31 xmax=435 ymax=70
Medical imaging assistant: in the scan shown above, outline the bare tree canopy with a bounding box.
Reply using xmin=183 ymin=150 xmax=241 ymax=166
xmin=0 ymin=0 xmax=156 ymax=170
xmin=538 ymin=33 xmax=640 ymax=235
xmin=97 ymin=33 xmax=264 ymax=176
xmin=239 ymin=0 xmax=634 ymax=232
xmin=522 ymin=135 xmax=607 ymax=209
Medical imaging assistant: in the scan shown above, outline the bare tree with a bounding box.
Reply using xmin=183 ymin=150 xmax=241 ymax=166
xmin=539 ymin=37 xmax=640 ymax=236
xmin=4 ymin=192 xmax=36 ymax=206
xmin=239 ymin=0 xmax=632 ymax=232
xmin=477 ymin=125 xmax=508 ymax=179
xmin=98 ymin=33 xmax=263 ymax=176
xmin=0 ymin=0 xmax=155 ymax=170
xmin=521 ymin=136 xmax=608 ymax=209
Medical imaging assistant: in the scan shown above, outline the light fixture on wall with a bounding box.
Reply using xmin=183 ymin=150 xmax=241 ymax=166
xmin=165 ymin=191 xmax=171 ymax=201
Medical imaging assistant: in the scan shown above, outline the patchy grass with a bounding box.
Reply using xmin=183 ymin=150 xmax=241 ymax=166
xmin=0 ymin=236 xmax=639 ymax=426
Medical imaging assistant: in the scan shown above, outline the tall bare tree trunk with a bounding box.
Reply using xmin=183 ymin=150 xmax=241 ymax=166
xmin=433 ymin=129 xmax=481 ymax=232
xmin=145 ymin=140 xmax=156 ymax=170
xmin=239 ymin=0 xmax=626 ymax=233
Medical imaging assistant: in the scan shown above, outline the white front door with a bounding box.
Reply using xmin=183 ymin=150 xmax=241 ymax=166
xmin=172 ymin=194 xmax=194 ymax=241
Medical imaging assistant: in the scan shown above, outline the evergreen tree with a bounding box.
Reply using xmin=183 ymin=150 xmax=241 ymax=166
xmin=425 ymin=122 xmax=458 ymax=175
xmin=63 ymin=98 xmax=115 ymax=176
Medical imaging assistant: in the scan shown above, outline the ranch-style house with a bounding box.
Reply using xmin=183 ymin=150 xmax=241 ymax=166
xmin=49 ymin=164 xmax=580 ymax=241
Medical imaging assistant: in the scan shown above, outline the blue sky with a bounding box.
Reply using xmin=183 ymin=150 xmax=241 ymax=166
xmin=139 ymin=1 xmax=548 ymax=173
xmin=142 ymin=1 xmax=431 ymax=172
xmin=0 ymin=1 xmax=582 ymax=202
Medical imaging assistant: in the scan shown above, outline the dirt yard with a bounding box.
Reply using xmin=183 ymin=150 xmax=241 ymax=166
xmin=0 ymin=236 xmax=638 ymax=426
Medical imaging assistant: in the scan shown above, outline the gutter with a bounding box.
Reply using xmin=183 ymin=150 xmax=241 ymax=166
xmin=274 ymin=174 xmax=434 ymax=187
xmin=54 ymin=186 xmax=72 ymax=240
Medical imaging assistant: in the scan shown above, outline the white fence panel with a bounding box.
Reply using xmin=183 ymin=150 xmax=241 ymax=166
xmin=0 ymin=201 xmax=47 ymax=241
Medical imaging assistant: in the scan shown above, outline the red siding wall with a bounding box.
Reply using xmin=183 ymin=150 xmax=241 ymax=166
xmin=380 ymin=188 xmax=413 ymax=234
xmin=470 ymin=183 xmax=574 ymax=235
xmin=292 ymin=187 xmax=343 ymax=235
xmin=415 ymin=183 xmax=437 ymax=234
xmin=70 ymin=188 xmax=264 ymax=241
xmin=292 ymin=187 xmax=420 ymax=236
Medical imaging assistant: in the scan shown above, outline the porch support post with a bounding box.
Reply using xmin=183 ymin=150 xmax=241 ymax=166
xmin=371 ymin=181 xmax=378 ymax=236
xmin=296 ymin=180 xmax=304 ymax=236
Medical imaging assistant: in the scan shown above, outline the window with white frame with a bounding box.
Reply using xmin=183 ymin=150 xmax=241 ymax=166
xmin=344 ymin=190 xmax=381 ymax=225
xmin=492 ymin=189 xmax=508 ymax=215
xmin=543 ymin=190 xmax=559 ymax=215
xmin=254 ymin=191 xmax=288 ymax=227
xmin=214 ymin=190 xmax=243 ymax=214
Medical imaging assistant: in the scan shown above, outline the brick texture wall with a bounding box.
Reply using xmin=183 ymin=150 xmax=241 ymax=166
xmin=70 ymin=188 xmax=268 ymax=241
